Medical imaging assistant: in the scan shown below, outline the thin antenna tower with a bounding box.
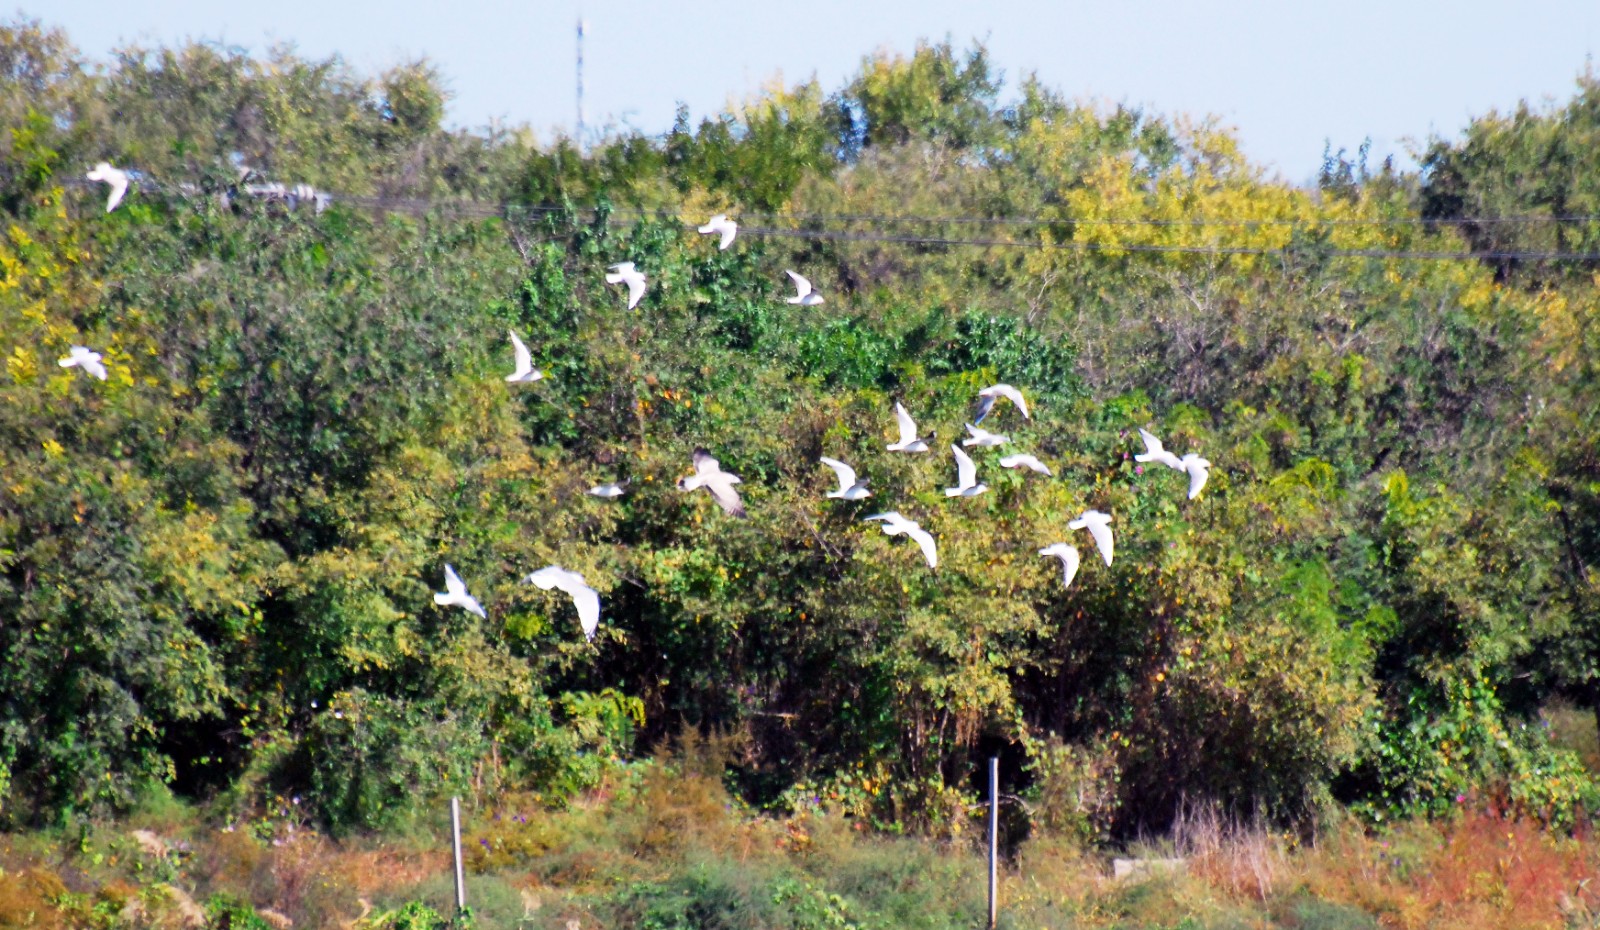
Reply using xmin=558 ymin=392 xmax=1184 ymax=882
xmin=575 ymin=17 xmax=586 ymax=150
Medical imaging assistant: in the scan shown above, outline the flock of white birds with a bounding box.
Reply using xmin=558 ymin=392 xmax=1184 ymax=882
xmin=68 ymin=164 xmax=1212 ymax=643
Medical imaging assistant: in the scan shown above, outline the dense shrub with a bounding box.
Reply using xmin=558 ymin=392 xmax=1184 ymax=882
xmin=1 ymin=16 xmax=1598 ymax=841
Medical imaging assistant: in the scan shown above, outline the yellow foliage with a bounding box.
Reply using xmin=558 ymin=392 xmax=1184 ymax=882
xmin=7 ymin=344 xmax=37 ymax=382
xmin=1528 ymin=287 xmax=1593 ymax=373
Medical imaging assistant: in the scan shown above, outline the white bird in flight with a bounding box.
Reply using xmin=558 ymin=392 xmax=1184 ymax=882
xmin=1179 ymin=453 xmax=1211 ymax=500
xmin=974 ymin=384 xmax=1030 ymax=423
xmin=944 ymin=444 xmax=988 ymax=497
xmin=605 ymin=262 xmax=648 ymax=310
xmin=678 ymin=448 xmax=746 ymax=517
xmin=864 ymin=511 xmax=938 ymax=569
xmin=525 ymin=565 xmax=602 ymax=641
xmin=505 ymin=330 xmax=545 ymax=383
xmin=962 ymin=423 xmax=1008 ymax=448
xmin=434 ymin=564 xmax=487 ymax=618
xmin=819 ymin=457 xmax=871 ymax=500
xmin=58 ymin=345 xmax=107 ymax=381
xmin=697 ymin=214 xmax=738 ymax=250
xmin=1068 ymin=510 xmax=1115 ymax=567
xmin=1135 ymin=428 xmax=1184 ymax=471
xmin=86 ymin=162 xmax=129 ymax=212
xmin=1038 ymin=543 xmax=1081 ymax=590
xmin=588 ymin=481 xmax=629 ymax=499
xmin=785 ymin=270 xmax=824 ymax=306
xmin=999 ymin=453 xmax=1052 ymax=475
xmin=887 ymin=402 xmax=933 ymax=452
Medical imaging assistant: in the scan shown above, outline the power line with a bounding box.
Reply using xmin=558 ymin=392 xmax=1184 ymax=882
xmin=498 ymin=201 xmax=1600 ymax=230
xmin=741 ymin=225 xmax=1600 ymax=262
xmin=317 ymin=195 xmax=1600 ymax=261
xmin=575 ymin=18 xmax=586 ymax=151
xmin=66 ymin=175 xmax=1600 ymax=229
xmin=64 ymin=177 xmax=1600 ymax=263
xmin=665 ymin=209 xmax=1600 ymax=229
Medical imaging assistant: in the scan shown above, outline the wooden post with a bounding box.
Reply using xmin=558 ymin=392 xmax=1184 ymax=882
xmin=451 ymin=796 xmax=466 ymax=914
xmin=988 ymin=757 xmax=999 ymax=930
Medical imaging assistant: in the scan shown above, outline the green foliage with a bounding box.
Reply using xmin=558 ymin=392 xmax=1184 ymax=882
xmin=1 ymin=15 xmax=1598 ymax=843
xmin=206 ymin=893 xmax=276 ymax=929
xmin=1350 ymin=671 xmax=1600 ymax=826
xmin=794 ymin=318 xmax=900 ymax=389
xmin=922 ymin=310 xmax=1086 ymax=410
xmin=1419 ymin=70 xmax=1600 ymax=285
xmin=1021 ymin=737 xmax=1121 ymax=844
xmin=665 ymin=81 xmax=838 ymax=212
xmin=300 ymin=691 xmax=486 ymax=834
xmin=363 ymin=899 xmax=460 ymax=930
xmin=612 ymin=866 xmax=772 ymax=930
xmin=831 ymin=41 xmax=1002 ymax=156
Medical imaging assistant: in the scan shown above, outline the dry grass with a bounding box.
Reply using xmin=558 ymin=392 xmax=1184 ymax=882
xmin=0 ymin=868 xmax=70 ymax=930
xmin=1173 ymin=803 xmax=1301 ymax=901
xmin=2 ymin=768 xmax=1599 ymax=930
xmin=1299 ymin=808 xmax=1600 ymax=930
xmin=1007 ymin=803 xmax=1600 ymax=930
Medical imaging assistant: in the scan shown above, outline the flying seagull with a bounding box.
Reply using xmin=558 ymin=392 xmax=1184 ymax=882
xmin=58 ymin=345 xmax=107 ymax=381
xmin=587 ymin=480 xmax=629 ymax=499
xmin=525 ymin=565 xmax=602 ymax=641
xmin=864 ymin=511 xmax=938 ymax=569
xmin=1179 ymin=453 xmax=1211 ymax=500
xmin=1068 ymin=510 xmax=1115 ymax=567
xmin=819 ymin=457 xmax=871 ymax=500
xmin=434 ymin=564 xmax=487 ymax=618
xmin=785 ymin=270 xmax=824 ymax=306
xmin=961 ymin=423 xmax=1008 ymax=448
xmin=697 ymin=214 xmax=738 ymax=250
xmin=1038 ymin=543 xmax=1081 ymax=590
xmin=1135 ymin=428 xmax=1184 ymax=471
xmin=944 ymin=444 xmax=988 ymax=498
xmin=678 ymin=448 xmax=746 ymax=517
xmin=999 ymin=453 xmax=1052 ymax=476
xmin=505 ymin=330 xmax=545 ymax=383
xmin=86 ymin=162 xmax=129 ymax=212
xmin=605 ymin=262 xmax=647 ymax=310
xmin=887 ymin=402 xmax=933 ymax=453
xmin=974 ymin=384 xmax=1030 ymax=423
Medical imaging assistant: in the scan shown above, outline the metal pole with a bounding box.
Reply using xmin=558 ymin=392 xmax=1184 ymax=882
xmin=575 ymin=18 xmax=586 ymax=149
xmin=988 ymin=757 xmax=998 ymax=930
xmin=451 ymin=796 xmax=466 ymax=914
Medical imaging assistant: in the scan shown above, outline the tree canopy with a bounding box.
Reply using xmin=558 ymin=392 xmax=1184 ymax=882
xmin=2 ymin=19 xmax=1599 ymax=839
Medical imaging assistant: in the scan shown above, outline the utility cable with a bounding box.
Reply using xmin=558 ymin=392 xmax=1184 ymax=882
xmin=62 ymin=177 xmax=1600 ymax=263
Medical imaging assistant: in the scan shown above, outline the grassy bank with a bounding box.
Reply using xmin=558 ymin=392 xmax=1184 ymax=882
xmin=4 ymin=752 xmax=1597 ymax=930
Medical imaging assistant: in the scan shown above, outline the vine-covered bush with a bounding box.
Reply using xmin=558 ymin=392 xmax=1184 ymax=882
xmin=1 ymin=16 xmax=1598 ymax=839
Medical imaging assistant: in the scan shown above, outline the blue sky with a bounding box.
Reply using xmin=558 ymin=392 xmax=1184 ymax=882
xmin=39 ymin=0 xmax=1600 ymax=182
